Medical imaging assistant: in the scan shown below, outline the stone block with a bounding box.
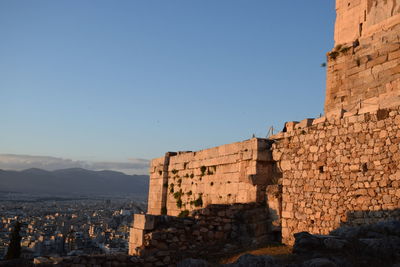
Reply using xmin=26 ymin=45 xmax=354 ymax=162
xmin=295 ymin=118 xmax=314 ymax=129
xmin=358 ymin=104 xmax=379 ymax=115
xmin=241 ymin=150 xmax=253 ymax=160
xmin=150 ymin=156 xmax=167 ymax=168
xmin=280 ymin=160 xmax=292 ymax=171
xmin=206 ymin=157 xmax=221 ymax=166
xmin=326 ymin=108 xmax=345 ymax=120
xmin=217 ymin=143 xmax=234 ymax=156
xmin=269 ymin=132 xmax=284 ymax=140
xmin=218 ymin=163 xmax=239 ymax=174
xmin=281 ymin=211 xmax=292 ymax=219
xmin=380 ymin=96 xmax=400 ymax=109
xmin=129 ymin=228 xmax=145 ymax=248
xmin=133 ymin=214 xmax=156 ymax=230
xmin=285 ymin=121 xmax=299 ymax=132
xmin=312 ymin=116 xmax=326 ymax=125
xmin=343 ymin=111 xmax=358 ymax=118
xmin=219 ymin=154 xmax=240 ymax=165
xmin=203 ymin=147 xmax=219 ymax=159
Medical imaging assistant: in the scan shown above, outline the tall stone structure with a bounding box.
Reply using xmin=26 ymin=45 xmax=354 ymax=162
xmin=129 ymin=1 xmax=400 ymax=261
xmin=334 ymin=0 xmax=400 ymax=45
xmin=325 ymin=0 xmax=400 ymax=114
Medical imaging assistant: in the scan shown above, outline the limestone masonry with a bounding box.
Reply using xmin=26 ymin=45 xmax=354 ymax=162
xmin=273 ymin=107 xmax=400 ymax=244
xmin=147 ymin=139 xmax=275 ymax=216
xmin=129 ymin=204 xmax=270 ymax=264
xmin=129 ymin=0 xmax=400 ymax=263
xmin=326 ymin=0 xmax=400 ymax=113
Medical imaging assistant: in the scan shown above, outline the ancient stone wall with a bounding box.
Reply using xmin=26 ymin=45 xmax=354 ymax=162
xmin=147 ymin=138 xmax=275 ymax=216
xmin=129 ymin=203 xmax=270 ymax=265
xmin=325 ymin=0 xmax=400 ymax=114
xmin=334 ymin=0 xmax=400 ymax=45
xmin=134 ymin=0 xmax=400 ymax=254
xmin=271 ymin=107 xmax=400 ymax=245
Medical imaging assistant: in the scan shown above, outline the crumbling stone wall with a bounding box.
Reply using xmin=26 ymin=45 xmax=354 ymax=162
xmin=135 ymin=0 xmax=400 ymax=254
xmin=325 ymin=0 xmax=400 ymax=114
xmin=147 ymin=138 xmax=275 ymax=216
xmin=130 ymin=203 xmax=270 ymax=265
xmin=272 ymin=107 xmax=400 ymax=245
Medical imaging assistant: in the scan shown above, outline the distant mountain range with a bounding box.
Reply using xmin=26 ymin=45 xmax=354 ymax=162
xmin=0 ymin=168 xmax=149 ymax=196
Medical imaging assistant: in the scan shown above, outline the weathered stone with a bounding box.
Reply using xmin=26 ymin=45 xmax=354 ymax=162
xmin=128 ymin=0 xmax=400 ymax=260
xmin=133 ymin=214 xmax=156 ymax=230
xmin=33 ymin=257 xmax=53 ymax=265
xmin=224 ymin=254 xmax=278 ymax=267
xmin=293 ymin=232 xmax=323 ymax=254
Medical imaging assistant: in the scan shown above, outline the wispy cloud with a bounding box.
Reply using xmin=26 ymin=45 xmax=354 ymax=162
xmin=0 ymin=154 xmax=149 ymax=175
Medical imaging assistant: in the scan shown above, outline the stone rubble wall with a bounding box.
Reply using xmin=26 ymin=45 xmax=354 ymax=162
xmin=325 ymin=0 xmax=400 ymax=114
xmin=130 ymin=203 xmax=270 ymax=266
xmin=147 ymin=138 xmax=275 ymax=216
xmin=271 ymin=107 xmax=400 ymax=245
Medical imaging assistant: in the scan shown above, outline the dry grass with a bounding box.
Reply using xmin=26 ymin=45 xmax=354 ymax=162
xmin=218 ymin=244 xmax=292 ymax=264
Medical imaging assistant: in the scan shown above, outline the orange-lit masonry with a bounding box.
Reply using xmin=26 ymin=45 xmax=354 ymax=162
xmin=129 ymin=0 xmax=400 ymax=260
xmin=325 ymin=0 xmax=400 ymax=114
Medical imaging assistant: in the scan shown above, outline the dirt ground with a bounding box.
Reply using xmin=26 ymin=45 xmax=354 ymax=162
xmin=216 ymin=244 xmax=293 ymax=264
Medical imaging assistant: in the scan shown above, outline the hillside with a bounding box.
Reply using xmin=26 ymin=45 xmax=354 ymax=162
xmin=0 ymin=168 xmax=149 ymax=196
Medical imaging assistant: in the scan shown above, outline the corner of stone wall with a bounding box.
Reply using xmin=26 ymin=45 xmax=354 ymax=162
xmin=129 ymin=214 xmax=156 ymax=255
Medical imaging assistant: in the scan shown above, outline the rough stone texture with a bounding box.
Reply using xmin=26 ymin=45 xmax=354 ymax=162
xmin=224 ymin=254 xmax=278 ymax=267
xmin=335 ymin=0 xmax=400 ymax=45
xmin=129 ymin=227 xmax=145 ymax=255
xmin=325 ymin=0 xmax=400 ymax=114
xmin=142 ymin=106 xmax=400 ymax=250
xmin=130 ymin=203 xmax=270 ymax=264
xmin=266 ymin=185 xmax=282 ymax=234
xmin=147 ymin=138 xmax=275 ymax=216
xmin=147 ymin=152 xmax=175 ymax=216
xmin=272 ymin=107 xmax=400 ymax=245
xmin=133 ymin=214 xmax=156 ymax=230
xmin=130 ymin=0 xmax=400 ymax=261
xmin=293 ymin=220 xmax=400 ymax=267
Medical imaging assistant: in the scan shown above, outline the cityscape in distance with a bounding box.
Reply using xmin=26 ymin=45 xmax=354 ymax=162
xmin=0 ymin=168 xmax=149 ymax=260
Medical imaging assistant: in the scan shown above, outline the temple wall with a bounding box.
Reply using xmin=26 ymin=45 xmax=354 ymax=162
xmin=147 ymin=138 xmax=275 ymax=216
xmin=271 ymin=108 xmax=400 ymax=245
xmin=129 ymin=204 xmax=270 ymax=264
xmin=325 ymin=0 xmax=400 ymax=114
xmin=132 ymin=0 xmax=400 ymax=255
xmin=334 ymin=0 xmax=400 ymax=45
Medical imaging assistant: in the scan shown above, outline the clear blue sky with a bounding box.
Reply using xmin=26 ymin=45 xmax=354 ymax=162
xmin=0 ymin=1 xmax=336 ymax=170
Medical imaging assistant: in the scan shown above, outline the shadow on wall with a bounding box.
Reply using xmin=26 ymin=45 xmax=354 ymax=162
xmin=340 ymin=208 xmax=400 ymax=229
xmin=130 ymin=202 xmax=280 ymax=264
xmin=251 ymin=158 xmax=282 ymax=204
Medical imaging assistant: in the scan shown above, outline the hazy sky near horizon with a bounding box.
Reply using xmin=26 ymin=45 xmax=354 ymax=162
xmin=0 ymin=1 xmax=336 ymax=173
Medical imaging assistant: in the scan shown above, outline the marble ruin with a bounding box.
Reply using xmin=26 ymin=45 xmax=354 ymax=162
xmin=146 ymin=139 xmax=275 ymax=216
xmin=129 ymin=0 xmax=400 ymax=264
xmin=326 ymin=0 xmax=400 ymax=113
